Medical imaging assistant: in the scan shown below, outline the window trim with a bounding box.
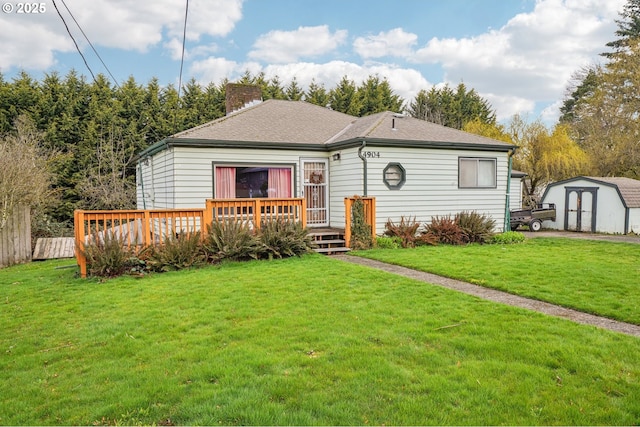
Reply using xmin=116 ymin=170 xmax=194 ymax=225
xmin=212 ymin=162 xmax=297 ymax=198
xmin=383 ymin=162 xmax=406 ymax=190
xmin=458 ymin=157 xmax=497 ymax=189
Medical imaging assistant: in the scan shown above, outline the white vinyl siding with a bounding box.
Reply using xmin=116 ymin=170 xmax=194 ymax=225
xmin=137 ymin=148 xmax=175 ymax=209
xmin=509 ymin=176 xmax=523 ymax=210
xmin=331 ymin=146 xmax=509 ymax=233
xmin=139 ymin=145 xmax=511 ymax=232
xmin=159 ymin=147 xmax=317 ymax=209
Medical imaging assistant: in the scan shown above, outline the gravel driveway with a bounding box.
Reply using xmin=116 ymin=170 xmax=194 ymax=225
xmin=332 ymin=235 xmax=640 ymax=338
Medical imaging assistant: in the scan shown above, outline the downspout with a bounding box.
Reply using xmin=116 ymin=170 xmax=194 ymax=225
xmin=138 ymin=160 xmax=147 ymax=209
xmin=504 ymin=148 xmax=516 ymax=232
xmin=357 ymin=140 xmax=368 ymax=196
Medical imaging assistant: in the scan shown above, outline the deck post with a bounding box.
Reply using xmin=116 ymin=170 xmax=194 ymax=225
xmin=254 ymin=199 xmax=262 ymax=229
xmin=344 ymin=197 xmax=353 ymax=247
xmin=143 ymin=210 xmax=152 ymax=247
xmin=74 ymin=210 xmax=87 ymax=278
xmin=203 ymin=200 xmax=213 ymax=237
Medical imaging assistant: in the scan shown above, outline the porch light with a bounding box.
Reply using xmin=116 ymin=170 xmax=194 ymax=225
xmin=332 ymin=152 xmax=341 ymax=161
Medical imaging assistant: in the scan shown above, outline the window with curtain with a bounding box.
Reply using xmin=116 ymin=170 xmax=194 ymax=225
xmin=214 ymin=165 xmax=293 ymax=198
xmin=459 ymin=158 xmax=496 ymax=188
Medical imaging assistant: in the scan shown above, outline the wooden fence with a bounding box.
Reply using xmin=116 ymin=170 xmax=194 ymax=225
xmin=344 ymin=196 xmax=376 ymax=247
xmin=74 ymin=198 xmax=306 ymax=278
xmin=0 ymin=205 xmax=31 ymax=268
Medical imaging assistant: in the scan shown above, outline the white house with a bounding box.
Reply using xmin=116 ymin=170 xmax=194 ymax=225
xmin=540 ymin=176 xmax=640 ymax=234
xmin=136 ymin=85 xmax=518 ymax=234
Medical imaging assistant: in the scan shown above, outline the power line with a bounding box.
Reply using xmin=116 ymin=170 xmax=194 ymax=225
xmin=59 ymin=0 xmax=120 ymax=89
xmin=51 ymin=0 xmax=96 ymax=83
xmin=177 ymin=0 xmax=189 ymax=99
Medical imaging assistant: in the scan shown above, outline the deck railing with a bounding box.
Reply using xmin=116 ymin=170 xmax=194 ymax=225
xmin=204 ymin=198 xmax=306 ymax=229
xmin=344 ymin=196 xmax=377 ymax=247
xmin=74 ymin=198 xmax=306 ymax=278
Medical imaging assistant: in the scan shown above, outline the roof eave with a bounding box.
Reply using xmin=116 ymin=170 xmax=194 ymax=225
xmin=327 ymin=137 xmax=516 ymax=152
xmin=138 ymin=138 xmax=328 ymax=157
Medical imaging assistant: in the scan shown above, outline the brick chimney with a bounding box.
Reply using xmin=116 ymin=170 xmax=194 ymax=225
xmin=225 ymin=83 xmax=263 ymax=115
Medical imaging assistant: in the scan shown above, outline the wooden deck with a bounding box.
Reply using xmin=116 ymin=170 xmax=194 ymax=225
xmin=33 ymin=237 xmax=75 ymax=260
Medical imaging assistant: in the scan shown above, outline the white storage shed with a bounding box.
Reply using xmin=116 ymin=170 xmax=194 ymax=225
xmin=540 ymin=176 xmax=640 ymax=234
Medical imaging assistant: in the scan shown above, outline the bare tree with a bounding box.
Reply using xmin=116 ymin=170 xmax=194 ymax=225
xmin=77 ymin=128 xmax=137 ymax=210
xmin=0 ymin=116 xmax=52 ymax=230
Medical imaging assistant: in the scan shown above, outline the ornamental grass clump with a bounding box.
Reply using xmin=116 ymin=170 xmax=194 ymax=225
xmin=258 ymin=218 xmax=314 ymax=259
xmin=81 ymin=231 xmax=140 ymax=278
xmin=203 ymin=220 xmax=261 ymax=263
xmin=384 ymin=216 xmax=421 ymax=248
xmin=423 ymin=215 xmax=465 ymax=245
xmin=145 ymin=232 xmax=206 ymax=272
xmin=455 ymin=211 xmax=496 ymax=244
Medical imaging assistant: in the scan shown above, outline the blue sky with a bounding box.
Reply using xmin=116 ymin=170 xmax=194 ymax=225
xmin=0 ymin=0 xmax=626 ymax=124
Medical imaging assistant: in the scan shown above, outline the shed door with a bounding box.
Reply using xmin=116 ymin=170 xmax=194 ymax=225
xmin=301 ymin=159 xmax=328 ymax=227
xmin=565 ymin=187 xmax=597 ymax=232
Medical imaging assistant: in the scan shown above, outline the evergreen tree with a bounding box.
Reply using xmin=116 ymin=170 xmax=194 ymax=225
xmin=329 ymin=76 xmax=360 ymax=115
xmin=408 ymin=83 xmax=495 ymax=129
xmin=603 ymin=0 xmax=640 ymax=59
xmin=285 ymin=77 xmax=304 ymax=101
xmin=305 ymin=79 xmax=329 ymax=107
xmin=355 ymin=75 xmax=404 ymax=116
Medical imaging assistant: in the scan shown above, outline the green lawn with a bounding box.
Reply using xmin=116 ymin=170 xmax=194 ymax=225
xmin=1 ymin=255 xmax=639 ymax=425
xmin=355 ymin=237 xmax=640 ymax=325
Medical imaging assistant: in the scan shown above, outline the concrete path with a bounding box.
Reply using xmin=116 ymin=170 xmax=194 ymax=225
xmin=332 ymin=254 xmax=640 ymax=338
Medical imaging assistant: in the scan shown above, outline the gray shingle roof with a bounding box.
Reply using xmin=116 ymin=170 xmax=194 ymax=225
xmin=173 ymin=99 xmax=355 ymax=144
xmin=170 ymin=99 xmax=515 ymax=149
xmin=587 ymin=177 xmax=640 ymax=208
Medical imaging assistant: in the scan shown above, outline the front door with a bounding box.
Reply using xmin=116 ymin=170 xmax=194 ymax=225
xmin=301 ymin=159 xmax=329 ymax=227
xmin=565 ymin=187 xmax=597 ymax=232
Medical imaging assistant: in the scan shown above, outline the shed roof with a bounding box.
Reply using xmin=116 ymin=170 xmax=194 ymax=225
xmin=585 ymin=176 xmax=640 ymax=208
xmin=141 ymin=99 xmax=515 ymax=156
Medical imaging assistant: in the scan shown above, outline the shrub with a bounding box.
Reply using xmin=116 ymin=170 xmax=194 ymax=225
xmin=203 ymin=220 xmax=261 ymax=262
xmin=375 ymin=235 xmax=402 ymax=249
xmin=81 ymin=231 xmax=140 ymax=277
xmin=145 ymin=232 xmax=206 ymax=272
xmin=258 ymin=219 xmax=314 ymax=259
xmin=490 ymin=231 xmax=526 ymax=244
xmin=384 ymin=216 xmax=421 ymax=248
xmin=350 ymin=196 xmax=374 ymax=250
xmin=424 ymin=215 xmax=465 ymax=245
xmin=455 ymin=211 xmax=496 ymax=244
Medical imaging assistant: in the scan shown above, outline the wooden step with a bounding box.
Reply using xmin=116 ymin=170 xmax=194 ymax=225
xmin=314 ymin=239 xmax=346 ymax=245
xmin=314 ymin=247 xmax=351 ymax=254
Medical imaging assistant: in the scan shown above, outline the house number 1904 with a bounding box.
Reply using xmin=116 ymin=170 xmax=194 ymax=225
xmin=363 ymin=151 xmax=380 ymax=158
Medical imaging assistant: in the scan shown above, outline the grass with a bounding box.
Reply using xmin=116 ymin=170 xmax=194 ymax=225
xmin=355 ymin=237 xmax=640 ymax=325
xmin=0 ymin=255 xmax=639 ymax=425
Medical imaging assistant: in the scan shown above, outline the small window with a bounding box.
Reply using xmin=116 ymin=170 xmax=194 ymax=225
xmin=459 ymin=158 xmax=496 ymax=188
xmin=383 ymin=162 xmax=406 ymax=189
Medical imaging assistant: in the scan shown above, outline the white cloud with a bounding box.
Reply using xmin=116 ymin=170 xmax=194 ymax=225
xmin=483 ymin=93 xmax=536 ymax=123
xmin=0 ymin=14 xmax=72 ymax=71
xmin=353 ymin=28 xmax=418 ymax=59
xmin=248 ymin=25 xmax=348 ymax=63
xmin=0 ymin=0 xmax=244 ymax=71
xmin=191 ymin=58 xmax=430 ymax=104
xmin=413 ymin=0 xmax=625 ymax=120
